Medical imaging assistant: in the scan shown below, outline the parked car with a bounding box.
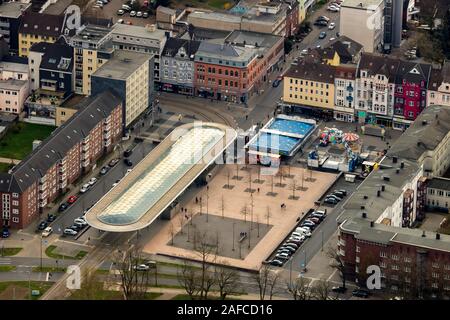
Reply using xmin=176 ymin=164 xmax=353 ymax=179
xmin=109 ymin=158 xmax=119 ymax=167
xmin=47 ymin=214 xmax=56 ymax=222
xmin=143 ymin=12 xmax=149 ymax=18
xmin=318 ymin=16 xmax=330 ymax=22
xmin=67 ymin=195 xmax=77 ymax=204
xmin=282 ymin=246 xmax=297 ymax=253
xmin=93 ymin=5 xmax=102 ymax=9
xmin=117 ymin=19 xmax=124 ymax=24
xmin=74 ymin=218 xmax=87 ymax=226
xmin=307 ymin=217 xmax=321 ymax=224
xmin=69 ymin=224 xmax=81 ymax=232
xmin=80 ymin=183 xmax=90 ymax=193
xmin=314 ymin=20 xmax=328 ymax=26
xmin=38 ymin=221 xmax=48 ymax=230
xmin=100 ymin=166 xmax=110 ymax=175
xmin=42 ymin=227 xmax=53 ymax=237
xmin=309 ymin=213 xmax=325 ymax=221
xmin=328 ymin=194 xmax=343 ymax=201
xmin=134 ymin=264 xmax=150 ymax=271
xmin=328 ymin=22 xmax=336 ymax=30
xmin=275 ymin=253 xmax=290 ymax=260
xmin=283 ymin=242 xmax=298 ymax=249
xmin=332 ymin=286 xmax=347 ymax=293
xmin=124 ymin=159 xmax=133 ymax=167
xmin=269 ymin=259 xmax=284 ymax=267
xmin=136 ymin=11 xmax=143 ymax=17
xmin=352 ymin=289 xmax=370 ymax=298
xmin=334 ymin=190 xmax=346 ymax=198
xmin=2 ymin=228 xmax=10 ymax=238
xmin=130 ymin=10 xmax=136 ymax=17
xmin=117 ymin=9 xmax=125 ymax=15
xmin=337 ymin=189 xmax=347 ymax=196
xmin=319 ymin=31 xmax=327 ymax=39
xmin=63 ymin=228 xmax=78 ymax=236
xmin=88 ymin=177 xmax=98 ymax=186
xmin=124 ymin=148 xmax=133 ymax=157
xmin=74 ymin=221 xmax=85 ymax=229
xmin=272 ymin=79 xmax=281 ymax=87
xmin=58 ymin=203 xmax=68 ymax=212
xmin=122 ymin=4 xmax=131 ymax=11
xmin=324 ymin=197 xmax=338 ymax=205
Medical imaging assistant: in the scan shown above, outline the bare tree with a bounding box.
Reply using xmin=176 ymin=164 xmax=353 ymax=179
xmin=240 ymin=205 xmax=248 ymax=222
xmin=265 ymin=206 xmax=271 ymax=226
xmin=177 ymin=213 xmax=185 ymax=235
xmin=215 ymin=262 xmax=239 ymax=300
xmin=326 ymin=246 xmax=347 ymax=289
xmin=168 ymin=222 xmax=175 ymax=245
xmin=286 ymin=276 xmax=312 ymax=300
xmin=178 ymin=261 xmax=200 ymax=300
xmin=289 ymin=180 xmax=298 ymax=200
xmin=253 ymin=264 xmax=271 ymax=300
xmin=193 ymin=231 xmax=218 ymax=299
xmin=268 ymin=270 xmax=280 ymax=300
xmin=113 ymin=246 xmax=151 ymax=300
xmin=311 ymin=279 xmax=332 ymax=300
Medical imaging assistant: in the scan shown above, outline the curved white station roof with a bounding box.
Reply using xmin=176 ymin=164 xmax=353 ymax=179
xmin=85 ymin=122 xmax=237 ymax=232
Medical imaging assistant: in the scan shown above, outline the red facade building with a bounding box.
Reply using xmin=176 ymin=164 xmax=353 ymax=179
xmin=0 ymin=90 xmax=123 ymax=229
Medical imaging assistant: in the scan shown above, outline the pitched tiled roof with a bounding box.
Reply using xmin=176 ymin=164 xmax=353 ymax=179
xmin=357 ymin=53 xmax=400 ymax=81
xmin=2 ymin=90 xmax=122 ymax=193
xmin=395 ymin=60 xmax=432 ymax=85
xmin=39 ymin=39 xmax=73 ymax=72
xmin=19 ymin=12 xmax=65 ymax=37
xmin=285 ymin=58 xmax=336 ymax=84
xmin=162 ymin=38 xmax=201 ymax=59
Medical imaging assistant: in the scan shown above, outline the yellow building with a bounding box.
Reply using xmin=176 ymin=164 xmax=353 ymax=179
xmin=70 ymin=25 xmax=114 ymax=95
xmin=283 ymin=59 xmax=336 ymax=113
xmin=18 ymin=13 xmax=64 ymax=57
xmin=298 ymin=0 xmax=307 ymax=24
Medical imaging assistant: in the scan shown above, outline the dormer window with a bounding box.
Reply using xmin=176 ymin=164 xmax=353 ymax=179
xmin=34 ymin=25 xmax=38 ymax=29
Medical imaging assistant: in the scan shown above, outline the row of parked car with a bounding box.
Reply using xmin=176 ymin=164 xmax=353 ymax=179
xmin=93 ymin=0 xmax=110 ymax=10
xmin=327 ymin=0 xmax=342 ymax=12
xmin=323 ymin=189 xmax=347 ymax=205
xmin=63 ymin=216 xmax=88 ymax=236
xmin=269 ymin=209 xmax=327 ymax=267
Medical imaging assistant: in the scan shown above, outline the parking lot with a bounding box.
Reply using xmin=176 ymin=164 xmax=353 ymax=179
xmin=88 ymin=0 xmax=156 ymax=26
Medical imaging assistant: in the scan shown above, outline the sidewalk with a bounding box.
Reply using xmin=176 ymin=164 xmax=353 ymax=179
xmin=0 ymin=157 xmax=20 ymax=165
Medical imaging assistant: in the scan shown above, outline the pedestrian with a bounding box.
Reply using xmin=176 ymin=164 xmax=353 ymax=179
xmin=195 ymin=197 xmax=198 ymax=204
xmin=245 ymin=115 xmax=248 ymax=121
xmin=257 ymin=188 xmax=260 ymax=193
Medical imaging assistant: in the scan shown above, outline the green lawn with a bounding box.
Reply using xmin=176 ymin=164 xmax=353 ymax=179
xmin=0 ymin=163 xmax=14 ymax=173
xmin=0 ymin=281 xmax=53 ymax=300
xmin=0 ymin=266 xmax=16 ymax=272
xmin=70 ymin=288 xmax=163 ymax=300
xmin=0 ymin=248 xmax=22 ymax=257
xmin=45 ymin=245 xmax=88 ymax=260
xmin=0 ymin=123 xmax=55 ymax=160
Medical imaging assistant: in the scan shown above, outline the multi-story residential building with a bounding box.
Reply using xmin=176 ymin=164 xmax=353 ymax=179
xmin=427 ymin=62 xmax=450 ymax=107
xmin=161 ymin=38 xmax=201 ymax=95
xmin=340 ymin=0 xmax=385 ymax=53
xmin=110 ymin=23 xmax=168 ymax=86
xmin=355 ymin=53 xmax=399 ymax=127
xmin=0 ymin=79 xmax=28 ymax=114
xmin=69 ymin=25 xmax=114 ymax=96
xmin=91 ymin=50 xmax=154 ymax=128
xmin=334 ymin=65 xmax=357 ymax=122
xmin=18 ymin=13 xmax=66 ymax=57
xmin=337 ymin=105 xmax=450 ymax=298
xmin=393 ymin=61 xmax=431 ymax=128
xmin=0 ymin=90 xmax=123 ymax=229
xmin=0 ymin=59 xmax=29 ymax=84
xmin=194 ymin=30 xmax=283 ymax=103
xmin=0 ymin=1 xmax=30 ymax=54
xmin=282 ymin=56 xmax=336 ymax=118
xmin=426 ymin=177 xmax=450 ymax=213
xmin=29 ymin=42 xmax=50 ymax=91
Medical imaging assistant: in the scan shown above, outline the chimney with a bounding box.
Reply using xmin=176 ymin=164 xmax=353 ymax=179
xmin=370 ymin=221 xmax=374 ymax=227
xmin=381 ymin=185 xmax=385 ymax=192
xmin=377 ymin=190 xmax=381 ymax=197
xmin=436 ymin=233 xmax=440 ymax=240
xmin=400 ymin=162 xmax=404 ymax=169
xmin=422 ymin=230 xmax=426 ymax=238
xmin=362 ymin=212 xmax=367 ymax=218
xmin=393 ymin=156 xmax=398 ymax=163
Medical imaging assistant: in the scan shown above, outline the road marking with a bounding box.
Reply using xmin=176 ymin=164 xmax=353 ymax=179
xmin=46 ymin=272 xmax=49 ymax=281
xmin=327 ymin=269 xmax=338 ymax=282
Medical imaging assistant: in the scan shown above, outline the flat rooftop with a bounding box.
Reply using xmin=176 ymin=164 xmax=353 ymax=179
xmin=112 ymin=24 xmax=166 ymax=41
xmin=0 ymin=79 xmax=27 ymax=90
xmin=85 ymin=122 xmax=237 ymax=232
xmin=71 ymin=25 xmax=112 ymax=44
xmin=92 ymin=50 xmax=151 ymax=80
xmin=0 ymin=1 xmax=30 ymax=19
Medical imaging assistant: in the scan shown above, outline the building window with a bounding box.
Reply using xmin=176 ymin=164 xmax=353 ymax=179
xmin=12 ymin=193 xmax=18 ymax=198
xmin=12 ymin=217 xmax=19 ymax=223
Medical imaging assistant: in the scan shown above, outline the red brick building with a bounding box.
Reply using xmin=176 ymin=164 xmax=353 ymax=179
xmin=0 ymin=90 xmax=123 ymax=229
xmin=194 ymin=31 xmax=284 ymax=104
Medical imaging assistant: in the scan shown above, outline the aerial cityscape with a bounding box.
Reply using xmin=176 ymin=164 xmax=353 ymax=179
xmin=0 ymin=0 xmax=448 ymax=305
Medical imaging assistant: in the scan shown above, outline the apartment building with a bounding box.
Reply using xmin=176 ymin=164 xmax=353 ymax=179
xmin=426 ymin=177 xmax=450 ymax=212
xmin=355 ymin=53 xmax=399 ymax=126
xmin=0 ymin=1 xmax=30 ymax=54
xmin=0 ymin=90 xmax=123 ymax=229
xmin=0 ymin=79 xmax=28 ymax=114
xmin=69 ymin=25 xmax=114 ymax=96
xmin=111 ymin=23 xmax=168 ymax=85
xmin=161 ymin=38 xmax=201 ymax=95
xmin=340 ymin=0 xmax=385 ymax=53
xmin=334 ymin=65 xmax=357 ymax=122
xmin=194 ymin=31 xmax=283 ymax=103
xmin=91 ymin=50 xmax=154 ymax=128
xmin=0 ymin=59 xmax=29 ymax=83
xmin=282 ymin=57 xmax=336 ymax=117
xmin=18 ymin=13 xmax=66 ymax=57
xmin=337 ymin=105 xmax=450 ymax=298
xmin=427 ymin=62 xmax=450 ymax=108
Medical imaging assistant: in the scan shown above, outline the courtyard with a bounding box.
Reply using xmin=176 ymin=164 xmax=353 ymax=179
xmin=143 ymin=164 xmax=338 ymax=270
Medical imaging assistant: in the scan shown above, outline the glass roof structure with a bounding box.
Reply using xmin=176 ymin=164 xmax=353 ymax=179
xmin=84 ymin=122 xmax=237 ymax=232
